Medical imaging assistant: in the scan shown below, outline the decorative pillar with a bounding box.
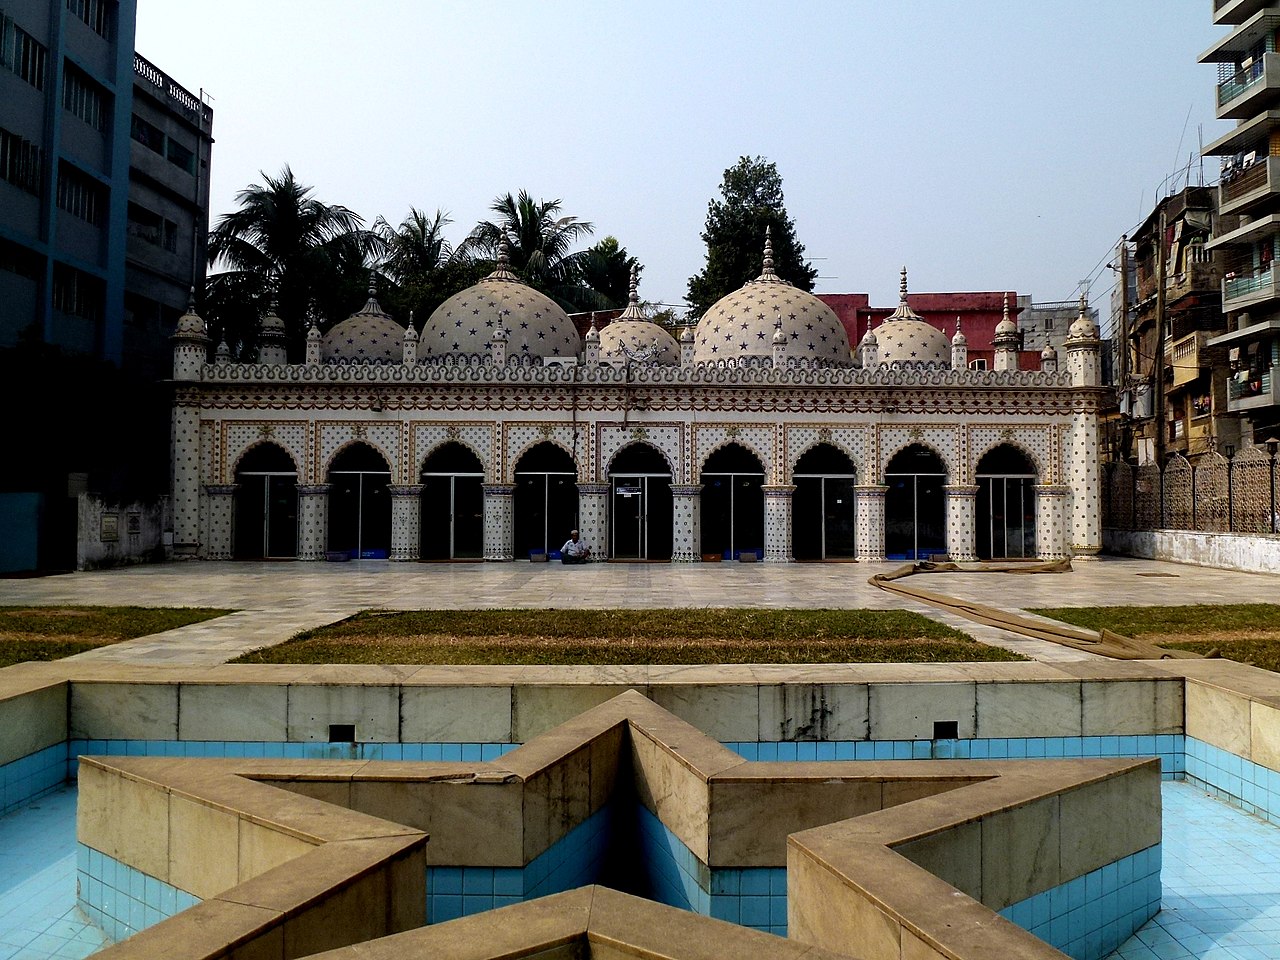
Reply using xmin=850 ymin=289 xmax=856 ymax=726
xmin=203 ymin=484 xmax=237 ymax=560
xmin=670 ymin=485 xmax=702 ymax=562
xmin=389 ymin=484 xmax=423 ymax=561
xmin=763 ymin=485 xmax=795 ymax=562
xmin=576 ymin=483 xmax=609 ymax=561
xmin=944 ymin=484 xmax=979 ymax=562
xmin=1035 ymin=484 xmax=1072 ymax=561
xmin=1067 ymin=413 xmax=1102 ymax=557
xmin=296 ymin=484 xmax=331 ymax=561
xmin=855 ymin=485 xmax=888 ymax=561
xmin=171 ymin=403 xmax=202 ymax=558
xmin=483 ymin=483 xmax=515 ymax=561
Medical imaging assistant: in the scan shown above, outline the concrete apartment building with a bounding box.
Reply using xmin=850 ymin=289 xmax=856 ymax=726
xmin=0 ymin=0 xmax=212 ymax=373
xmin=1200 ymin=0 xmax=1280 ymax=447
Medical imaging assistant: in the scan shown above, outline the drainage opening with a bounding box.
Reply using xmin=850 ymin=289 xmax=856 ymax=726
xmin=933 ymin=720 xmax=959 ymax=740
xmin=328 ymin=723 xmax=356 ymax=743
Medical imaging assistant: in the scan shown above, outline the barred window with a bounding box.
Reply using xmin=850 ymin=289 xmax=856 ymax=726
xmin=52 ymin=261 xmax=103 ymax=321
xmin=166 ymin=137 xmax=194 ymax=175
xmin=130 ymin=113 xmax=164 ymax=154
xmin=0 ymin=125 xmax=43 ymax=196
xmin=63 ymin=63 xmax=106 ymax=132
xmin=56 ymin=162 xmax=105 ymax=225
xmin=0 ymin=17 xmax=48 ymax=90
xmin=66 ymin=0 xmax=112 ymax=38
xmin=127 ymin=201 xmax=178 ymax=252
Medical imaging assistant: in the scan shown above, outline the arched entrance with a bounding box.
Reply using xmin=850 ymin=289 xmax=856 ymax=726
xmin=420 ymin=443 xmax=484 ymax=561
xmin=327 ymin=443 xmax=392 ymax=559
xmin=608 ymin=443 xmax=672 ymax=561
xmin=884 ymin=445 xmax=947 ymax=560
xmin=792 ymin=444 xmax=857 ymax=560
xmin=976 ymin=445 xmax=1037 ymax=559
xmin=514 ymin=443 xmax=578 ymax=558
xmin=700 ymin=444 xmax=764 ymax=560
xmin=233 ymin=443 xmax=297 ymax=559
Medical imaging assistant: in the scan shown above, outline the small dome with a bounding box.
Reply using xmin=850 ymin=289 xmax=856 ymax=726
xmin=421 ymin=240 xmax=580 ymax=361
xmin=1067 ymin=295 xmax=1098 ymax=340
xmin=322 ymin=284 xmax=403 ymax=364
xmin=174 ymin=290 xmax=207 ymax=339
xmin=876 ymin=268 xmax=950 ymax=366
xmin=694 ymin=229 xmax=851 ymax=366
xmin=262 ymin=303 xmax=286 ymax=335
xmin=1041 ymin=344 xmax=1058 ymax=360
xmin=599 ymin=265 xmax=678 ymax=365
xmin=951 ymin=317 xmax=967 ymax=346
xmin=994 ymin=294 xmax=1019 ymax=340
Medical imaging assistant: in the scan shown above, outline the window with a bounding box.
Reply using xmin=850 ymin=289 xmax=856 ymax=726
xmin=127 ymin=201 xmax=178 ymax=251
xmin=130 ymin=114 xmax=164 ymax=154
xmin=166 ymin=137 xmax=193 ymax=175
xmin=66 ymin=0 xmax=112 ymax=38
xmin=969 ymin=358 xmax=988 ymax=371
xmin=56 ymin=162 xmax=105 ymax=225
xmin=1044 ymin=317 xmax=1054 ymax=332
xmin=52 ymin=262 xmax=103 ymax=321
xmin=0 ymin=125 xmax=43 ymax=196
xmin=0 ymin=237 xmax=42 ymax=280
xmin=0 ymin=17 xmax=48 ymax=90
xmin=63 ymin=63 xmax=106 ymax=132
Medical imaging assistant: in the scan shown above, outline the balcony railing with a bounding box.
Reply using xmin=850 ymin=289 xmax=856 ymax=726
xmin=1219 ymin=59 xmax=1267 ymax=106
xmin=1224 ymin=266 xmax=1275 ymax=303
xmin=1229 ymin=369 xmax=1273 ymax=400
xmin=133 ymin=53 xmax=213 ymax=126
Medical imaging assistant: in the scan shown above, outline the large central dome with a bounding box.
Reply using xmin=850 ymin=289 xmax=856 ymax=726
xmin=420 ymin=241 xmax=580 ymax=361
xmin=693 ymin=231 xmax=851 ymax=366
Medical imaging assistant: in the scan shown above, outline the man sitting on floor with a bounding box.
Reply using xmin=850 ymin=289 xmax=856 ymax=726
xmin=561 ymin=530 xmax=591 ymax=564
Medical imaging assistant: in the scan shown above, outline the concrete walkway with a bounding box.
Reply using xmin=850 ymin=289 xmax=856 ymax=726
xmin=0 ymin=556 xmax=1274 ymax=666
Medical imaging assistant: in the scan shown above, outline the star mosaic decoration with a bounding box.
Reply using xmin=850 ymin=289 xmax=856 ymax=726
xmin=80 ymin=693 xmax=1158 ymax=960
xmin=421 ymin=280 xmax=578 ymax=359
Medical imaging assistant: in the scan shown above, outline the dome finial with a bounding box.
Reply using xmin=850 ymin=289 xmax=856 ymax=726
xmin=1003 ymin=292 xmax=1011 ymax=323
xmin=757 ymin=225 xmax=781 ymax=282
xmin=886 ymin=267 xmax=924 ymax=324
xmin=899 ymin=266 xmax=909 ymax=304
xmin=486 ymin=233 xmax=518 ymax=281
xmin=187 ymin=286 xmax=197 ymax=313
xmin=628 ymin=263 xmax=639 ymax=306
xmin=368 ymin=276 xmax=377 ymax=299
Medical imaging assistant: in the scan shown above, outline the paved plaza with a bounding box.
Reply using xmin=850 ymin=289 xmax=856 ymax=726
xmin=0 ymin=556 xmax=1274 ymax=666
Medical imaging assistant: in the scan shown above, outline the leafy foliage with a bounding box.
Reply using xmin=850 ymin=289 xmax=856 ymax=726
xmin=686 ymin=156 xmax=818 ymax=318
xmin=374 ymin=208 xmax=489 ymax=324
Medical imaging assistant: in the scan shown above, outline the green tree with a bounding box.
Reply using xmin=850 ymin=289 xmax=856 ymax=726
xmin=685 ymin=156 xmax=818 ymax=318
xmin=374 ymin=208 xmax=486 ymax=323
xmin=205 ymin=166 xmax=381 ymax=358
xmin=577 ymin=236 xmax=641 ymax=309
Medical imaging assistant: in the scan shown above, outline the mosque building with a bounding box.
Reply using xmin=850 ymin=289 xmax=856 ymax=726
xmin=170 ymin=234 xmax=1104 ymax=565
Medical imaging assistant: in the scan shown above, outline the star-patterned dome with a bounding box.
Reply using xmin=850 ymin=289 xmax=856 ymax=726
xmin=598 ymin=266 xmax=679 ymax=365
xmin=875 ymin=268 xmax=950 ymax=367
xmin=693 ymin=229 xmax=851 ymax=366
xmin=321 ymin=284 xmax=403 ymax=364
xmin=420 ymin=240 xmax=580 ymax=361
xmin=1067 ymin=294 xmax=1098 ymax=341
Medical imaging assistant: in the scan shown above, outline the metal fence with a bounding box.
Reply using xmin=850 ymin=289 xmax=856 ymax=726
xmin=1102 ymin=446 xmax=1280 ymax=535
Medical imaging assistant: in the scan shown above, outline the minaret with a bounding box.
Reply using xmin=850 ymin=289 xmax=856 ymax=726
xmin=1040 ymin=343 xmax=1059 ymax=374
xmin=584 ymin=314 xmax=601 ymax=367
xmin=992 ymin=294 xmax=1020 ymax=372
xmin=171 ymin=288 xmax=209 ymax=380
xmin=772 ymin=311 xmax=787 ymax=368
xmin=679 ymin=324 xmax=695 ymax=367
xmin=402 ymin=310 xmax=418 ymax=365
xmin=489 ymin=320 xmax=508 ymax=366
xmin=859 ymin=319 xmax=879 ymax=368
xmin=258 ymin=299 xmax=288 ymax=365
xmin=1064 ymin=293 xmax=1101 ymax=387
xmin=305 ymin=316 xmax=322 ymax=364
xmin=950 ymin=316 xmax=968 ymax=371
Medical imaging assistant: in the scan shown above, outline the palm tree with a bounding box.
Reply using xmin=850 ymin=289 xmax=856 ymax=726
xmin=461 ymin=190 xmax=598 ymax=310
xmin=374 ymin=208 xmax=455 ymax=286
xmin=206 ymin=166 xmax=381 ymax=356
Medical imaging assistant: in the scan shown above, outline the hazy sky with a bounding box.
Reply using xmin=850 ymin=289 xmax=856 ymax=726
xmin=137 ymin=1 xmax=1223 ymax=313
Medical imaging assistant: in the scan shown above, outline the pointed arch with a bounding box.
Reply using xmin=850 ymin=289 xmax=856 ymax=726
xmin=324 ymin=437 xmax=394 ymax=476
xmin=972 ymin=439 xmax=1042 ymax=481
xmin=232 ymin=440 xmax=298 ymax=475
xmin=607 ymin=440 xmax=675 ymax=477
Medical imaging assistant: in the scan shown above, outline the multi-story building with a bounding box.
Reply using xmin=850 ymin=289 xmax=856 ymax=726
xmin=1126 ymin=187 xmax=1236 ymax=463
xmin=1200 ymin=0 xmax=1280 ymax=446
xmin=0 ymin=0 xmax=211 ymax=373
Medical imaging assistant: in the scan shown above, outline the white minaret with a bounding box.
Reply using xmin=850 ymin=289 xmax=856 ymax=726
xmin=992 ymin=294 xmax=1020 ymax=372
xmin=1040 ymin=343 xmax=1058 ymax=374
xmin=402 ymin=311 xmax=418 ymax=365
xmin=772 ymin=312 xmax=787 ymax=368
xmin=858 ymin=321 xmax=879 ymax=368
xmin=489 ymin=322 xmax=508 ymax=366
xmin=172 ymin=289 xmax=209 ymax=380
xmin=1064 ymin=293 xmax=1101 ymax=387
xmin=950 ymin=316 xmax=967 ymax=371
xmin=679 ymin=324 xmax=695 ymax=367
xmin=258 ymin=300 xmax=288 ymax=365
xmin=305 ymin=316 xmax=322 ymax=364
xmin=584 ymin=314 xmax=601 ymax=367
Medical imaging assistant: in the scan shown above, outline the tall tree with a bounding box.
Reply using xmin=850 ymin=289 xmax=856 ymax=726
xmin=205 ymin=166 xmax=381 ymax=357
xmin=577 ymin=236 xmax=641 ymax=309
xmin=685 ymin=156 xmax=818 ymax=318
xmin=374 ymin=209 xmax=486 ymax=323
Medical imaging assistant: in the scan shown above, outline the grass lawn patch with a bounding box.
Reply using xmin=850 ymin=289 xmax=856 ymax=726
xmin=234 ymin=608 xmax=1023 ymax=665
xmin=1030 ymin=604 xmax=1280 ymax=672
xmin=0 ymin=606 xmax=231 ymax=668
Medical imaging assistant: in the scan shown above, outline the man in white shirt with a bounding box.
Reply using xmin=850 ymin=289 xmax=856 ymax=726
xmin=561 ymin=530 xmax=591 ymax=564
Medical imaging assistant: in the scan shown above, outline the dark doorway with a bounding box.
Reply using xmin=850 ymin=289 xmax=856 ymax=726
xmin=233 ymin=444 xmax=298 ymax=559
xmin=792 ymin=444 xmax=857 ymax=560
xmin=514 ymin=443 xmax=578 ymax=558
xmin=700 ymin=443 xmax=765 ymax=560
xmin=420 ymin=443 xmax=485 ymax=561
xmin=608 ymin=444 xmax=673 ymax=561
xmin=327 ymin=443 xmax=392 ymax=559
xmin=976 ymin=445 xmax=1037 ymax=560
xmin=884 ymin=445 xmax=947 ymax=561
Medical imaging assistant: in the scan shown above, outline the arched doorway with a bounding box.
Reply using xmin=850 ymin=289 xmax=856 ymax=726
xmin=327 ymin=443 xmax=392 ymax=559
xmin=884 ymin=445 xmax=947 ymax=560
xmin=233 ymin=444 xmax=297 ymax=559
xmin=792 ymin=444 xmax=857 ymax=561
xmin=514 ymin=443 xmax=578 ymax=558
xmin=976 ymin=445 xmax=1037 ymax=559
xmin=608 ymin=444 xmax=672 ymax=561
xmin=700 ymin=444 xmax=764 ymax=560
xmin=420 ymin=443 xmax=484 ymax=561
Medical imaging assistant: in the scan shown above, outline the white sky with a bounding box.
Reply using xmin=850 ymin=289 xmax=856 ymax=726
xmin=137 ymin=1 xmax=1224 ymax=312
